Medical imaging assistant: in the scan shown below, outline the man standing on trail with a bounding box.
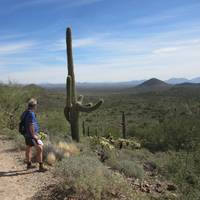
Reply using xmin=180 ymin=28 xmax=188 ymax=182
xmin=21 ymin=98 xmax=47 ymax=172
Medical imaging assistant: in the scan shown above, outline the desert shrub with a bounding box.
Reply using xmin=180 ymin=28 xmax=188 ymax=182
xmin=114 ymin=138 xmax=141 ymax=150
xmin=128 ymin=114 xmax=200 ymax=153
xmin=43 ymin=142 xmax=79 ymax=165
xmin=55 ymin=155 xmax=135 ymax=199
xmin=46 ymin=152 xmax=56 ymax=165
xmin=118 ymin=148 xmax=153 ymax=162
xmin=0 ymin=128 xmax=26 ymax=150
xmin=38 ymin=111 xmax=69 ymax=140
xmin=107 ymin=159 xmax=144 ymax=179
xmin=57 ymin=141 xmax=79 ymax=156
xmin=153 ymin=150 xmax=200 ymax=200
xmin=43 ymin=143 xmax=64 ymax=162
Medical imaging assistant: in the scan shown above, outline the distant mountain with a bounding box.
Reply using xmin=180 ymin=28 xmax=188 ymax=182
xmin=173 ymin=82 xmax=200 ymax=88
xmin=123 ymin=78 xmax=172 ymax=93
xmin=39 ymin=83 xmax=65 ymax=89
xmin=191 ymin=77 xmax=200 ymax=83
xmin=39 ymin=80 xmax=145 ymax=93
xmin=166 ymin=77 xmax=200 ymax=84
xmin=166 ymin=78 xmax=189 ymax=84
xmin=39 ymin=77 xmax=200 ymax=92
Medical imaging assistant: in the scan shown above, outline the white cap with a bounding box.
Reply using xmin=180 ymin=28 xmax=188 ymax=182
xmin=28 ymin=98 xmax=37 ymax=107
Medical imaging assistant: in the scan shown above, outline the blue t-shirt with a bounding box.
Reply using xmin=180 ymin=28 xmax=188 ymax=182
xmin=24 ymin=110 xmax=39 ymax=138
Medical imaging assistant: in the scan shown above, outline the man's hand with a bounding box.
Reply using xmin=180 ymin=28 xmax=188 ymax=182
xmin=33 ymin=135 xmax=39 ymax=140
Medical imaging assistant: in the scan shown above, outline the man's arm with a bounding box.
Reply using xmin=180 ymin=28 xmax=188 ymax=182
xmin=29 ymin=123 xmax=39 ymax=143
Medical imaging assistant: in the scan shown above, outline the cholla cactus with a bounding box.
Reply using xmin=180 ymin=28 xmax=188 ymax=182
xmin=64 ymin=27 xmax=103 ymax=142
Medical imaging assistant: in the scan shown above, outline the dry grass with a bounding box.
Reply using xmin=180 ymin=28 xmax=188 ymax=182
xmin=46 ymin=152 xmax=56 ymax=166
xmin=43 ymin=141 xmax=79 ymax=166
xmin=57 ymin=141 xmax=79 ymax=156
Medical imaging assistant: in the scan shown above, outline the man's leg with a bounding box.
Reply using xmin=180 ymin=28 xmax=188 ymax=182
xmin=36 ymin=144 xmax=47 ymax=172
xmin=25 ymin=137 xmax=37 ymax=169
xmin=26 ymin=145 xmax=36 ymax=169
xmin=36 ymin=144 xmax=43 ymax=163
xmin=26 ymin=145 xmax=32 ymax=163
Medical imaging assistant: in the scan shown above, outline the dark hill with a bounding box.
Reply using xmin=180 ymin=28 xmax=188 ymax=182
xmin=131 ymin=78 xmax=171 ymax=93
xmin=122 ymin=78 xmax=171 ymax=94
xmin=138 ymin=78 xmax=169 ymax=87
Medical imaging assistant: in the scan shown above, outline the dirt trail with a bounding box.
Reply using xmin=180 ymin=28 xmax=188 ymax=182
xmin=0 ymin=135 xmax=56 ymax=200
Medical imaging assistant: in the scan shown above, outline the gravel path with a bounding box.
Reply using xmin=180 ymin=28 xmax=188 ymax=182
xmin=0 ymin=135 xmax=56 ymax=200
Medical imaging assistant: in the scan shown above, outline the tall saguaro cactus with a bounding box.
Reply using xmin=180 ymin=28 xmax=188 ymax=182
xmin=64 ymin=27 xmax=103 ymax=142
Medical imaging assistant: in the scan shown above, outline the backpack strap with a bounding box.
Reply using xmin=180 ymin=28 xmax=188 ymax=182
xmin=21 ymin=110 xmax=30 ymax=122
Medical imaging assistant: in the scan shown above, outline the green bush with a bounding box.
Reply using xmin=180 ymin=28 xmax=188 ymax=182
xmin=108 ymin=159 xmax=144 ymax=179
xmin=38 ymin=111 xmax=69 ymax=141
xmin=153 ymin=150 xmax=200 ymax=200
xmin=55 ymin=155 xmax=135 ymax=199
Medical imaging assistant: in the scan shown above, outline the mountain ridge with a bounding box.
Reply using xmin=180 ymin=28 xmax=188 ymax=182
xmin=39 ymin=77 xmax=200 ymax=89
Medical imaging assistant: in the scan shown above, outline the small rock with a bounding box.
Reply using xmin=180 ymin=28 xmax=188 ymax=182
xmin=144 ymin=161 xmax=157 ymax=172
xmin=140 ymin=186 xmax=151 ymax=193
xmin=155 ymin=183 xmax=163 ymax=193
xmin=133 ymin=179 xmax=140 ymax=186
xmin=167 ymin=184 xmax=177 ymax=191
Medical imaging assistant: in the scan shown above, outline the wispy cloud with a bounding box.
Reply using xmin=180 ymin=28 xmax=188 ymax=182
xmin=3 ymin=64 xmax=66 ymax=84
xmin=131 ymin=2 xmax=200 ymax=26
xmin=9 ymin=0 xmax=103 ymax=11
xmin=53 ymin=37 xmax=99 ymax=51
xmin=153 ymin=47 xmax=180 ymax=54
xmin=0 ymin=33 xmax=27 ymax=41
xmin=1 ymin=32 xmax=199 ymax=83
xmin=73 ymin=38 xmax=98 ymax=48
xmin=0 ymin=41 xmax=36 ymax=55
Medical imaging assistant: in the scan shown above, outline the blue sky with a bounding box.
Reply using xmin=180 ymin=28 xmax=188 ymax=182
xmin=0 ymin=0 xmax=200 ymax=83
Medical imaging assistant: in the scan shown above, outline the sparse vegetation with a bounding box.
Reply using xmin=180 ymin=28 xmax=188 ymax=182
xmin=1 ymin=82 xmax=200 ymax=199
xmin=55 ymin=155 xmax=135 ymax=200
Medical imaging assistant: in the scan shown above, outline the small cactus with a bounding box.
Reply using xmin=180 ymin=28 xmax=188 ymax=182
xmin=121 ymin=111 xmax=127 ymax=139
xmin=95 ymin=128 xmax=98 ymax=136
xmin=87 ymin=126 xmax=90 ymax=137
xmin=64 ymin=27 xmax=103 ymax=142
xmin=82 ymin=121 xmax=86 ymax=136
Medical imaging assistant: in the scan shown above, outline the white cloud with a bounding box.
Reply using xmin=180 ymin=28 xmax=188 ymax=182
xmin=153 ymin=47 xmax=180 ymax=54
xmin=73 ymin=38 xmax=97 ymax=48
xmin=0 ymin=41 xmax=36 ymax=55
xmin=53 ymin=37 xmax=98 ymax=51
xmin=131 ymin=2 xmax=200 ymax=26
xmin=0 ymin=33 xmax=26 ymax=41
xmin=9 ymin=0 xmax=103 ymax=12
xmin=1 ymin=64 xmax=66 ymax=84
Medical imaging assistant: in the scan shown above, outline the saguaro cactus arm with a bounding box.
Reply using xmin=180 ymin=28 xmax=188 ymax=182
xmin=77 ymin=95 xmax=84 ymax=104
xmin=64 ymin=106 xmax=70 ymax=122
xmin=77 ymin=99 xmax=103 ymax=113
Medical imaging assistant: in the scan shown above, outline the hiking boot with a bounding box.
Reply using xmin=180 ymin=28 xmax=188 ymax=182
xmin=38 ymin=163 xmax=48 ymax=172
xmin=27 ymin=162 xmax=36 ymax=170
